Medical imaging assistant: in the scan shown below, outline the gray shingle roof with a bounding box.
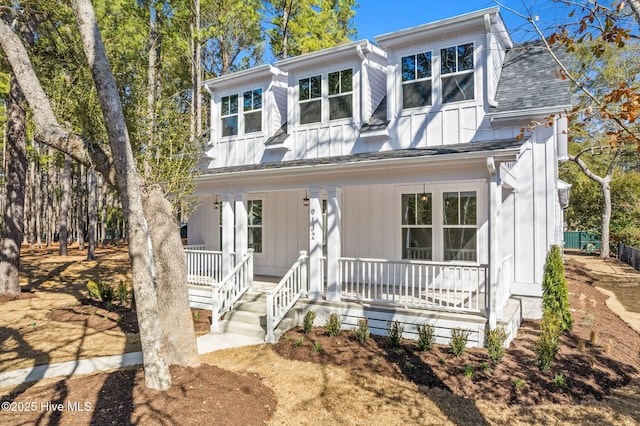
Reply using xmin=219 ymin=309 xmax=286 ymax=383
xmin=492 ymin=41 xmax=571 ymax=114
xmin=201 ymin=138 xmax=523 ymax=175
xmin=360 ymin=97 xmax=389 ymax=133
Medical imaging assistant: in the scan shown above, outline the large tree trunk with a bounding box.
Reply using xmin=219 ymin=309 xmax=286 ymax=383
xmin=143 ymin=187 xmax=200 ymax=367
xmin=0 ymin=75 xmax=28 ymax=296
xmin=72 ymin=0 xmax=171 ymax=390
xmin=77 ymin=163 xmax=85 ymax=250
xmin=58 ymin=155 xmax=72 ymax=255
xmin=99 ymin=176 xmax=108 ymax=248
xmin=600 ymin=179 xmax=612 ymax=258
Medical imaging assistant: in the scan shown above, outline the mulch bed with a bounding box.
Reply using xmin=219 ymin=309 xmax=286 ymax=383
xmin=47 ymin=300 xmax=139 ymax=334
xmin=0 ymin=364 xmax=276 ymax=425
xmin=273 ymin=258 xmax=640 ymax=405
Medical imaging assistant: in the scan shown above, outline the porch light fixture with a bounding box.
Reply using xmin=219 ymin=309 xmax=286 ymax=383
xmin=303 ymin=191 xmax=310 ymax=207
xmin=214 ymin=195 xmax=219 ymax=209
xmin=420 ymin=184 xmax=428 ymax=202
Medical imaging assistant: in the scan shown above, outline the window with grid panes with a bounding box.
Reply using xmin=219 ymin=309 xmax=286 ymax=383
xmin=401 ymin=193 xmax=432 ymax=260
xmin=243 ymin=89 xmax=262 ymax=133
xmin=328 ymin=69 xmax=353 ymax=120
xmin=440 ymin=43 xmax=474 ymax=103
xmin=299 ymin=75 xmax=322 ymax=124
xmin=221 ymin=94 xmax=238 ymax=136
xmin=443 ymin=191 xmax=477 ymax=261
xmin=401 ymin=52 xmax=432 ymax=109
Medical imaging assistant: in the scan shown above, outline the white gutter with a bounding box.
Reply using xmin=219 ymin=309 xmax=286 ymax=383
xmin=487 ymin=105 xmax=572 ymax=121
xmin=485 ymin=15 xmax=498 ymax=108
xmin=356 ymin=43 xmax=367 ymax=126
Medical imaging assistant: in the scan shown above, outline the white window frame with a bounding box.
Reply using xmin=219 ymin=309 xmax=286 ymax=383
xmin=247 ymin=199 xmax=263 ymax=254
xmin=243 ymin=88 xmax=263 ymax=134
xmin=401 ymin=51 xmax=433 ymax=110
xmin=400 ymin=192 xmax=433 ymax=260
xmin=298 ymin=75 xmax=322 ymax=125
xmin=440 ymin=43 xmax=475 ymax=104
xmin=328 ymin=68 xmax=353 ymax=121
xmin=442 ymin=190 xmax=477 ymax=262
xmin=220 ymin=94 xmax=239 ymax=137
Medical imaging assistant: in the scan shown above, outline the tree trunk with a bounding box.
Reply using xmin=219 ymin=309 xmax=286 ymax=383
xmin=628 ymin=0 xmax=640 ymax=26
xmin=0 ymin=75 xmax=28 ymax=296
xmin=77 ymin=163 xmax=85 ymax=250
xmin=72 ymin=0 xmax=171 ymax=390
xmin=600 ymin=179 xmax=612 ymax=258
xmin=34 ymin=153 xmax=43 ymax=249
xmin=87 ymin=168 xmax=98 ymax=260
xmin=100 ymin=176 xmax=108 ymax=248
xmin=194 ymin=0 xmax=202 ymax=138
xmin=58 ymin=155 xmax=72 ymax=256
xmin=143 ymin=187 xmax=200 ymax=367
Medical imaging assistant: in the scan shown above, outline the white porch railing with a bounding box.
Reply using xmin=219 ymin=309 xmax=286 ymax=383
xmin=185 ymin=244 xmax=206 ymax=251
xmin=265 ymin=251 xmax=309 ymax=343
xmin=210 ymin=249 xmax=254 ymax=332
xmin=185 ymin=249 xmax=236 ymax=285
xmin=338 ymin=257 xmax=488 ymax=313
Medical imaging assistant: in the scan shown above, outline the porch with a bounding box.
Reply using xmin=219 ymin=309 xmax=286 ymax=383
xmin=184 ymin=247 xmax=519 ymax=346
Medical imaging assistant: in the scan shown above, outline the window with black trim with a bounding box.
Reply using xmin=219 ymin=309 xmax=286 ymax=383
xmin=243 ymin=89 xmax=262 ymax=133
xmin=401 ymin=193 xmax=432 ymax=260
xmin=443 ymin=191 xmax=477 ymax=261
xmin=401 ymin=52 xmax=432 ymax=109
xmin=441 ymin=43 xmax=474 ymax=103
xmin=328 ymin=69 xmax=353 ymax=120
xmin=221 ymin=94 xmax=238 ymax=136
xmin=299 ymin=75 xmax=321 ymax=124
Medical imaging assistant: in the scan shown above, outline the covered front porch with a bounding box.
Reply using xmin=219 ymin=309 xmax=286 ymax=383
xmin=186 ymin=140 xmax=525 ymax=344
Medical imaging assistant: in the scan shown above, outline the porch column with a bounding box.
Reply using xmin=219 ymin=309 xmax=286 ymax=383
xmin=221 ymin=192 xmax=234 ymax=277
xmin=308 ymin=187 xmax=323 ymax=300
xmin=326 ymin=186 xmax=342 ymax=302
xmin=235 ymin=191 xmax=248 ymax=265
xmin=487 ymin=157 xmax=503 ymax=328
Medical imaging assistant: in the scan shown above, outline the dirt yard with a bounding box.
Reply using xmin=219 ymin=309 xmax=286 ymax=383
xmin=1 ymin=245 xmax=639 ymax=425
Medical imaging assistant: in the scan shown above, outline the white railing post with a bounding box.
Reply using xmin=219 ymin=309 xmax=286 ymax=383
xmin=300 ymin=250 xmax=308 ymax=298
xmin=210 ymin=284 xmax=221 ymax=332
xmin=247 ymin=248 xmax=254 ymax=289
xmin=266 ymin=292 xmax=275 ymax=343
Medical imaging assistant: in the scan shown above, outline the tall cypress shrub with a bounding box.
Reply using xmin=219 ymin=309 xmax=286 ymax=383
xmin=542 ymin=245 xmax=573 ymax=332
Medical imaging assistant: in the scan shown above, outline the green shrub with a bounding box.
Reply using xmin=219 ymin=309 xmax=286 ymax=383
xmin=86 ymin=280 xmax=114 ymax=303
xmin=542 ymin=245 xmax=573 ymax=332
xmin=463 ymin=364 xmax=474 ymax=379
xmin=294 ymin=337 xmax=304 ymax=347
xmin=386 ymin=320 xmax=404 ymax=347
xmin=535 ymin=314 xmax=561 ymax=372
xmin=417 ymin=323 xmax=435 ymax=351
xmin=116 ymin=281 xmax=129 ymax=305
xmin=554 ymin=373 xmax=566 ymax=387
xmin=450 ymin=328 xmax=471 ymax=356
xmin=303 ymin=310 xmax=316 ymax=334
xmin=312 ymin=342 xmax=322 ymax=352
xmin=352 ymin=318 xmax=371 ymax=343
xmin=485 ymin=327 xmax=508 ymax=364
xmin=325 ymin=313 xmax=341 ymax=337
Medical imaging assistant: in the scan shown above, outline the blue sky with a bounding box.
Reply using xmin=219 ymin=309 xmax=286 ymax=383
xmin=354 ymin=1 xmax=572 ymax=43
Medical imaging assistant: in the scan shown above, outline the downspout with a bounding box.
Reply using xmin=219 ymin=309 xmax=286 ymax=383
xmin=485 ymin=14 xmax=499 ymax=108
xmin=487 ymin=156 xmax=502 ymax=328
xmin=203 ymin=82 xmax=215 ymax=146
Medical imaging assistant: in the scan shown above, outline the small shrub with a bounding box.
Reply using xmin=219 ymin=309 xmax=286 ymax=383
xmin=554 ymin=373 xmax=566 ymax=387
xmin=417 ymin=323 xmax=435 ymax=351
xmin=87 ymin=280 xmax=102 ymax=300
xmin=283 ymin=334 xmax=292 ymax=343
xmin=325 ymin=314 xmax=341 ymax=337
xmin=581 ymin=313 xmax=595 ymax=328
xmin=590 ymin=330 xmax=599 ymax=345
xmin=513 ymin=378 xmax=525 ymax=389
xmin=485 ymin=327 xmax=508 ymax=364
xmin=405 ymin=361 xmax=415 ymax=370
xmin=463 ymin=364 xmax=474 ymax=379
xmin=294 ymin=337 xmax=304 ymax=347
xmin=480 ymin=362 xmax=492 ymax=372
xmin=542 ymin=245 xmax=573 ymax=332
xmin=352 ymin=318 xmax=371 ymax=343
xmin=438 ymin=356 xmax=446 ymax=364
xmin=303 ymin=310 xmax=316 ymax=334
xmin=87 ymin=280 xmax=114 ymax=303
xmin=193 ymin=310 xmax=200 ymax=321
xmin=449 ymin=328 xmax=471 ymax=356
xmin=386 ymin=320 xmax=404 ymax=348
xmin=394 ymin=347 xmax=405 ymax=356
xmin=117 ymin=280 xmax=129 ymax=305
xmin=535 ymin=314 xmax=560 ymax=372
xmin=312 ymin=342 xmax=322 ymax=352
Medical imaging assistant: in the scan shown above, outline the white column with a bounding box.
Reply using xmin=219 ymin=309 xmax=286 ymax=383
xmin=200 ymin=195 xmax=216 ymax=249
xmin=308 ymin=187 xmax=323 ymax=300
xmin=326 ymin=187 xmax=342 ymax=302
xmin=235 ymin=191 xmax=248 ymax=264
xmin=487 ymin=157 xmax=503 ymax=328
xmin=221 ymin=192 xmax=234 ymax=277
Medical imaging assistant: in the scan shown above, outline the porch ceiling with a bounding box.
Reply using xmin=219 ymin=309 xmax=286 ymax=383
xmin=193 ymin=138 xmax=524 ymax=194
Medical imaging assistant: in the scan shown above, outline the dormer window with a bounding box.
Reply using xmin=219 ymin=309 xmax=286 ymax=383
xmin=401 ymin=52 xmax=432 ymax=109
xmin=299 ymin=75 xmax=322 ymax=124
xmin=243 ymin=89 xmax=262 ymax=133
xmin=328 ymin=69 xmax=353 ymax=120
xmin=221 ymin=94 xmax=238 ymax=136
xmin=441 ymin=43 xmax=474 ymax=103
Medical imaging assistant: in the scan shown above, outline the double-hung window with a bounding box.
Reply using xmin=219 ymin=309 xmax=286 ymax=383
xmin=243 ymin=89 xmax=262 ymax=133
xmin=299 ymin=75 xmax=322 ymax=124
xmin=221 ymin=94 xmax=238 ymax=136
xmin=441 ymin=43 xmax=474 ymax=103
xmin=401 ymin=193 xmax=432 ymax=260
xmin=328 ymin=69 xmax=353 ymax=120
xmin=443 ymin=191 xmax=477 ymax=261
xmin=401 ymin=52 xmax=432 ymax=109
xmin=248 ymin=200 xmax=262 ymax=253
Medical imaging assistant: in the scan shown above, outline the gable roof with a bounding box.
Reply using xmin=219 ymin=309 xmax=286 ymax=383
xmin=490 ymin=41 xmax=571 ymax=118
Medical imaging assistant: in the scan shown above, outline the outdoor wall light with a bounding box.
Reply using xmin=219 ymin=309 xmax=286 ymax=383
xmin=420 ymin=184 xmax=428 ymax=202
xmin=303 ymin=191 xmax=310 ymax=207
xmin=214 ymin=194 xmax=219 ymax=209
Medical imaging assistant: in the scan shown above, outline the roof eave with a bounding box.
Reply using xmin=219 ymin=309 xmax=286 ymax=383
xmin=487 ymin=105 xmax=571 ymax=121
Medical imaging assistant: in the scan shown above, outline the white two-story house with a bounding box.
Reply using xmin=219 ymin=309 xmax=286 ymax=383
xmin=186 ymin=7 xmax=570 ymax=346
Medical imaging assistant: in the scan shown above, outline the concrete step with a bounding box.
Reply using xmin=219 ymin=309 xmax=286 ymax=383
xmin=218 ymin=320 xmax=266 ymax=340
xmin=223 ymin=309 xmax=265 ymax=327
